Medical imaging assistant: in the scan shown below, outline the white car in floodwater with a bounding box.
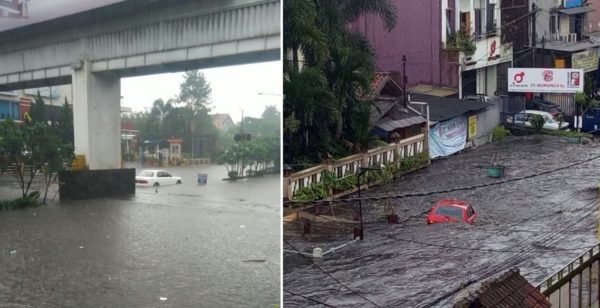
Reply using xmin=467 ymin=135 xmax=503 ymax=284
xmin=507 ymin=110 xmax=569 ymax=131
xmin=135 ymin=169 xmax=182 ymax=187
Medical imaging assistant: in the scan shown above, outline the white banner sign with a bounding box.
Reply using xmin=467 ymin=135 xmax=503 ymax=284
xmin=508 ymin=68 xmax=584 ymax=93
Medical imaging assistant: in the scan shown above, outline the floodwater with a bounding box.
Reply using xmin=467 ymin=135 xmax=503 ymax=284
xmin=0 ymin=164 xmax=280 ymax=307
xmin=284 ymin=136 xmax=600 ymax=307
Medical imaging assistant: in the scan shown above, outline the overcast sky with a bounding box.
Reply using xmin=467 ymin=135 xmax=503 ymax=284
xmin=0 ymin=0 xmax=125 ymax=32
xmin=120 ymin=61 xmax=282 ymax=123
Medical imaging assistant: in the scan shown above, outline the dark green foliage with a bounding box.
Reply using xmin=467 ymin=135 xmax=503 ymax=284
xmin=217 ymin=106 xmax=281 ymax=179
xmin=128 ymin=71 xmax=219 ymax=158
xmin=53 ymin=98 xmax=74 ymax=145
xmin=530 ymin=114 xmax=545 ymax=134
xmin=0 ymin=119 xmax=74 ymax=203
xmin=492 ymin=125 xmax=510 ymax=142
xmin=28 ymin=92 xmax=46 ymax=125
xmin=284 ymin=0 xmax=397 ymax=165
xmin=0 ymin=195 xmax=39 ymax=211
xmin=291 ymin=152 xmax=429 ymax=201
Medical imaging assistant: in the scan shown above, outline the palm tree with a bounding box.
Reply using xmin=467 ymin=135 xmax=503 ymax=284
xmin=284 ymin=67 xmax=336 ymax=152
xmin=283 ymin=0 xmax=398 ymax=163
xmin=150 ymin=99 xmax=174 ymax=134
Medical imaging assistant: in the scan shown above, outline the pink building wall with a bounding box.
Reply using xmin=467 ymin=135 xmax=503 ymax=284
xmin=586 ymin=0 xmax=600 ymax=34
xmin=350 ymin=0 xmax=459 ymax=88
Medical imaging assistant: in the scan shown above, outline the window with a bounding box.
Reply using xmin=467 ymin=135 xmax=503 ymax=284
xmin=446 ymin=8 xmax=455 ymax=36
xmin=460 ymin=11 xmax=471 ymax=32
xmin=550 ymin=15 xmax=557 ymax=34
xmin=474 ymin=9 xmax=482 ymax=36
xmin=435 ymin=206 xmax=464 ymax=219
xmin=140 ymin=170 xmax=154 ymax=177
xmin=467 ymin=206 xmax=475 ymax=218
xmin=486 ymin=3 xmax=496 ymax=35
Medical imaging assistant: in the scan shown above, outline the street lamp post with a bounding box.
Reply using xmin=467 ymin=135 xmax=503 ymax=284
xmin=356 ymin=166 xmax=382 ymax=240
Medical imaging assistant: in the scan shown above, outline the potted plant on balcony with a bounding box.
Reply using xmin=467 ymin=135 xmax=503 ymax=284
xmin=445 ymin=30 xmax=476 ymax=55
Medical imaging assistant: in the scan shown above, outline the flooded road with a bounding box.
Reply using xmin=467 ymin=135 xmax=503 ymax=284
xmin=0 ymin=164 xmax=280 ymax=307
xmin=284 ymin=136 xmax=600 ymax=307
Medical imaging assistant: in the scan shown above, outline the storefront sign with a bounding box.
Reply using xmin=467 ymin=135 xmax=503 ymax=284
xmin=429 ymin=116 xmax=468 ymax=159
xmin=468 ymin=115 xmax=477 ymax=139
xmin=508 ymin=68 xmax=584 ymax=93
xmin=572 ymin=49 xmax=599 ymax=72
xmin=565 ymin=0 xmax=583 ymax=8
xmin=462 ymin=36 xmax=513 ymax=71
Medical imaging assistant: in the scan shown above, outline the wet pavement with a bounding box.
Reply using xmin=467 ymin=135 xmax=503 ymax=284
xmin=0 ymin=164 xmax=280 ymax=307
xmin=284 ymin=136 xmax=600 ymax=307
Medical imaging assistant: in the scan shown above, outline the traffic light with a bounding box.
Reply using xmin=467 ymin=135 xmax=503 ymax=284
xmin=234 ymin=133 xmax=252 ymax=142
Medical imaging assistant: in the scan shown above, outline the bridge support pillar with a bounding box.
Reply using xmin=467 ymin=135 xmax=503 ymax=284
xmin=72 ymin=61 xmax=121 ymax=170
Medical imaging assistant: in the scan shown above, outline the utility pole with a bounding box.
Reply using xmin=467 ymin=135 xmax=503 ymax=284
xmin=402 ymin=55 xmax=407 ymax=108
xmin=531 ymin=3 xmax=537 ymax=68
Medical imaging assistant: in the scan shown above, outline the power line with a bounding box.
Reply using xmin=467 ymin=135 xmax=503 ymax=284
xmin=283 ymin=239 xmax=382 ymax=308
xmin=417 ymin=197 xmax=600 ymax=308
xmin=284 ymin=289 xmax=338 ymax=308
xmin=285 ymin=153 xmax=600 ymax=206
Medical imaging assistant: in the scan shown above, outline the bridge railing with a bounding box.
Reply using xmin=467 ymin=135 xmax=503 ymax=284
xmin=284 ymin=133 xmax=428 ymax=201
xmin=537 ymin=243 xmax=600 ymax=308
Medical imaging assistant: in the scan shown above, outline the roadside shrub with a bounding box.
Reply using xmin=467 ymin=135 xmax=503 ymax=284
xmin=492 ymin=125 xmax=510 ymax=142
xmin=530 ymin=114 xmax=545 ymax=134
xmin=399 ymin=152 xmax=429 ymax=174
xmin=0 ymin=194 xmax=39 ymax=211
xmin=227 ymin=171 xmax=239 ymax=179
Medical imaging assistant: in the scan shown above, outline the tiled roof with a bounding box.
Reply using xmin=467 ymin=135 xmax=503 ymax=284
xmin=371 ymin=72 xmax=389 ymax=96
xmin=454 ymin=268 xmax=551 ymax=308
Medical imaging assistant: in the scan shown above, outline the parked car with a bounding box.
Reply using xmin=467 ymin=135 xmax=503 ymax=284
xmin=506 ymin=110 xmax=569 ymax=131
xmin=526 ymin=99 xmax=563 ymax=117
xmin=135 ymin=169 xmax=182 ymax=187
xmin=426 ymin=199 xmax=477 ymax=225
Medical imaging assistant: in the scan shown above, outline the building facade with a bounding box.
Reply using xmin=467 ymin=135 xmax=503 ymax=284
xmin=443 ymin=0 xmax=514 ymax=97
xmin=350 ymin=0 xmax=459 ymax=89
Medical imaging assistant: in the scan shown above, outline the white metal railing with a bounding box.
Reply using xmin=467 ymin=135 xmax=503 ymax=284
xmin=284 ymin=134 xmax=427 ymax=200
xmin=537 ymin=243 xmax=600 ymax=307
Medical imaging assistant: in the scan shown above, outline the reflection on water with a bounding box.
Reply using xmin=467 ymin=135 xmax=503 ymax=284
xmin=0 ymin=164 xmax=280 ymax=307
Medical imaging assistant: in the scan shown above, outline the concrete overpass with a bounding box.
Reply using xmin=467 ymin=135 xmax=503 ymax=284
xmin=0 ymin=0 xmax=280 ymax=170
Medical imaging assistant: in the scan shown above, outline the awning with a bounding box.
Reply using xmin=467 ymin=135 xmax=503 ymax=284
xmin=558 ymin=6 xmax=594 ymax=15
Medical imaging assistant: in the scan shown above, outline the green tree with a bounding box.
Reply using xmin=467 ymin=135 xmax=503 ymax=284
xmin=179 ymin=71 xmax=212 ymax=114
xmin=575 ymin=92 xmax=599 ymax=132
xmin=28 ymin=91 xmax=47 ymax=125
xmin=54 ymin=97 xmax=74 ymax=145
xmin=178 ymin=71 xmax=215 ymax=158
xmin=283 ymin=0 xmax=397 ymax=165
xmin=0 ymin=119 xmax=74 ymax=203
xmin=150 ymin=98 xmax=174 ymax=135
xmin=217 ymin=106 xmax=281 ymax=177
xmin=284 ymin=67 xmax=336 ymax=160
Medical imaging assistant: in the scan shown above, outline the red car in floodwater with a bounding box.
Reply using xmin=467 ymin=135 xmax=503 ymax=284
xmin=426 ymin=199 xmax=477 ymax=225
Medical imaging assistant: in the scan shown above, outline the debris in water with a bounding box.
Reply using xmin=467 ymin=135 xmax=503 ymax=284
xmin=159 ymin=297 xmax=167 ymax=301
xmin=243 ymin=259 xmax=266 ymax=263
xmin=79 ymin=246 xmax=84 ymax=249
xmin=240 ymin=225 xmax=246 ymax=228
xmin=9 ymin=250 xmax=16 ymax=255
